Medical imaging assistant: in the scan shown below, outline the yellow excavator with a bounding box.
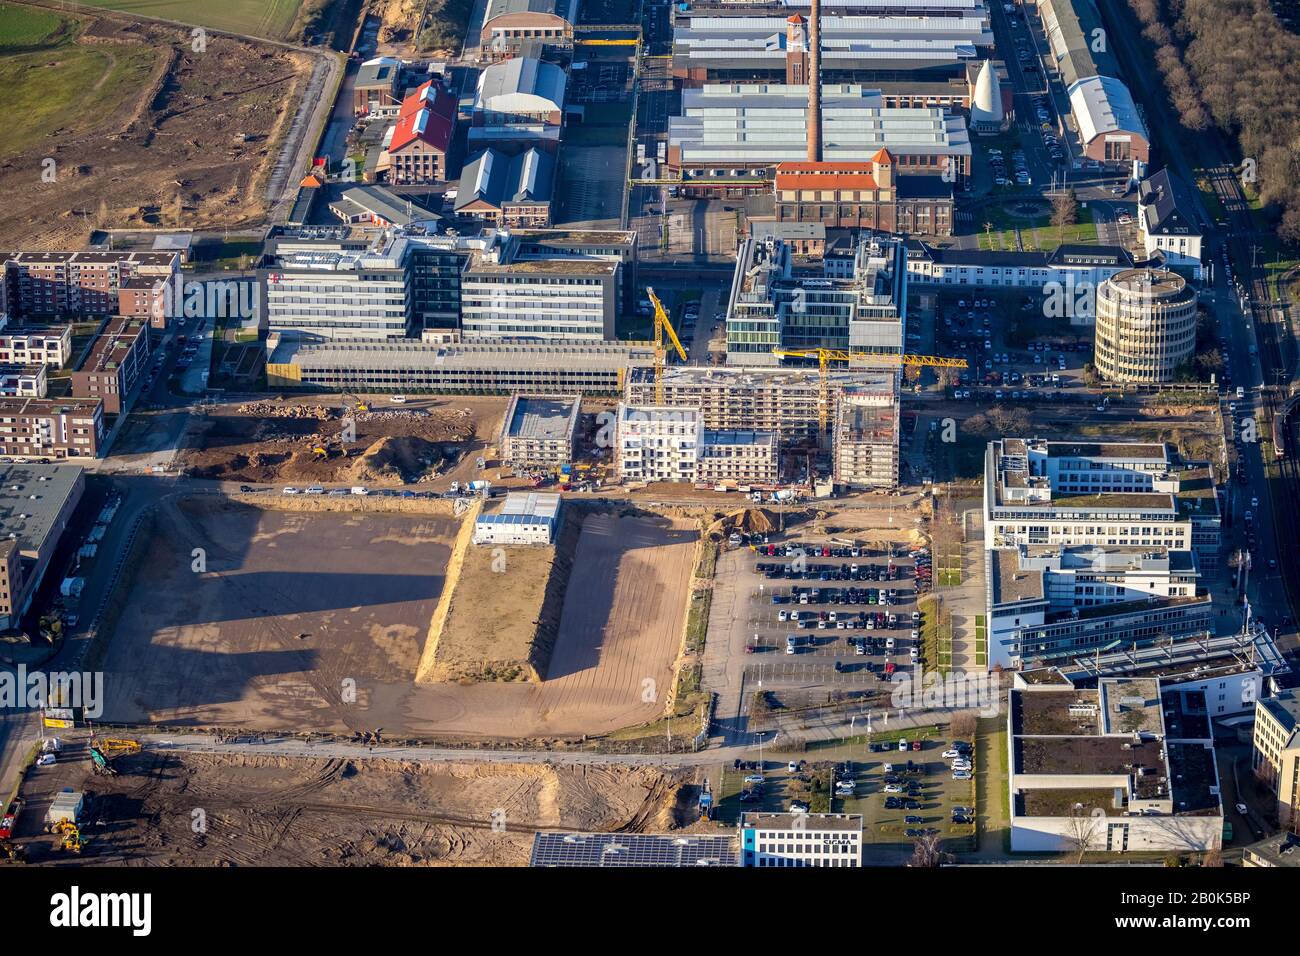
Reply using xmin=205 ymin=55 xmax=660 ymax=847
xmin=771 ymin=346 xmax=968 ymax=432
xmin=50 ymin=820 xmax=86 ymax=854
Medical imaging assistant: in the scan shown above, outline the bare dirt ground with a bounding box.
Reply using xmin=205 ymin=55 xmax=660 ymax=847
xmin=0 ymin=14 xmax=314 ymax=247
xmin=181 ymin=395 xmax=496 ymax=486
xmin=98 ymin=496 xmax=458 ymax=729
xmin=98 ymin=500 xmax=698 ymax=740
xmin=17 ymin=745 xmax=693 ymax=866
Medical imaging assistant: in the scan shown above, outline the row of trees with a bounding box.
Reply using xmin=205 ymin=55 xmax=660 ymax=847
xmin=1128 ymin=0 xmax=1300 ymax=241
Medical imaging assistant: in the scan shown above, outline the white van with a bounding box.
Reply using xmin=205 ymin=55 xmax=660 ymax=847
xmin=390 ymin=394 xmax=407 ymax=404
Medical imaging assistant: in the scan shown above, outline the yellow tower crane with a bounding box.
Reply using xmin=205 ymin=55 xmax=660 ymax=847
xmin=646 ymin=287 xmax=688 ymax=406
xmin=771 ymin=347 xmax=969 ymax=431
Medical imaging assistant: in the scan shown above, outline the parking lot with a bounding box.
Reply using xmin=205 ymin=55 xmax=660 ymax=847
xmin=739 ymin=541 xmax=932 ymax=694
xmin=716 ymin=730 xmax=978 ymax=846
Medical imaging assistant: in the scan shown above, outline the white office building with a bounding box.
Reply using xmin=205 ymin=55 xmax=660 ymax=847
xmin=740 ymin=813 xmax=863 ymax=867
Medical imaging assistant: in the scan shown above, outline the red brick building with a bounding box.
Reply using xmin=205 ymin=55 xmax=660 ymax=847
xmin=386 ymin=80 xmax=457 ymax=184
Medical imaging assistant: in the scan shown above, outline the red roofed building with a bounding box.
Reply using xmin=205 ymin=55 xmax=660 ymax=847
xmin=387 ymin=80 xmax=457 ymax=184
xmin=773 ymin=150 xmax=954 ymax=236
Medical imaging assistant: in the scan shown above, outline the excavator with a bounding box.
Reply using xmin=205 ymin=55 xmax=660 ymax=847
xmin=89 ymin=737 xmax=141 ymax=777
xmin=50 ymin=820 xmax=86 ymax=854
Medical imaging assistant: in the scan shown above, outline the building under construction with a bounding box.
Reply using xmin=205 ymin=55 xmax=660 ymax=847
xmin=625 ymin=365 xmax=897 ymax=446
xmin=833 ymin=394 xmax=901 ymax=489
xmin=499 ymin=393 xmax=582 ymax=468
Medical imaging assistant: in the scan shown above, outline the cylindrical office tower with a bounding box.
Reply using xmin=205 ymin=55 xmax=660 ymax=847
xmin=1094 ymin=268 xmax=1198 ymax=383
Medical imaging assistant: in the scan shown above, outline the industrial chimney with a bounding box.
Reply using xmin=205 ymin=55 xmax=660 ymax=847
xmin=807 ymin=0 xmax=823 ymax=162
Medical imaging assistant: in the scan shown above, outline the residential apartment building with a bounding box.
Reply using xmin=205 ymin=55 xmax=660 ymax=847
xmin=626 ymin=365 xmax=897 ymax=444
xmin=499 ymin=393 xmax=581 ymax=467
xmin=0 ymin=364 xmax=47 ymax=398
xmin=0 ymin=250 xmax=181 ymax=324
xmin=0 ymin=397 xmax=103 ymax=459
xmin=1252 ymin=689 xmax=1300 ymax=828
xmin=0 ymin=325 xmax=72 ymax=368
xmin=697 ymin=430 xmax=779 ymax=485
xmin=69 ymin=317 xmax=151 ymax=415
xmin=616 ymin=404 xmax=703 ymax=484
xmin=1008 ymin=680 xmax=1222 ymax=853
xmin=739 ymin=813 xmax=863 ymax=867
xmin=0 ymin=463 xmax=85 ymax=630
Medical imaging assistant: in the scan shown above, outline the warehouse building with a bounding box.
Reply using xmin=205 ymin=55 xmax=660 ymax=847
xmin=1038 ymin=0 xmax=1148 ymax=163
xmin=668 ymin=84 xmax=971 ymax=194
xmin=530 ymin=832 xmax=738 ymax=867
xmin=266 ymin=338 xmax=654 ymax=395
xmin=473 ymin=492 xmax=562 ymax=545
xmin=479 ymin=0 xmax=577 ymax=62
xmin=328 ymin=185 xmax=441 ymax=231
xmin=671 ymin=11 xmax=992 ymax=85
xmin=0 ymin=463 xmax=86 ymax=630
xmin=455 ymin=148 xmax=556 ymax=228
xmin=470 ymin=57 xmax=566 ymax=151
xmin=772 ymin=151 xmax=955 ymax=236
xmin=1008 ymin=680 xmax=1222 ymax=853
xmin=499 ymin=393 xmax=581 ymax=467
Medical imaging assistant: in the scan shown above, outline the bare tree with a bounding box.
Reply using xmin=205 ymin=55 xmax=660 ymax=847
xmin=909 ymin=831 xmax=952 ymax=867
xmin=1064 ymin=806 xmax=1103 ymax=864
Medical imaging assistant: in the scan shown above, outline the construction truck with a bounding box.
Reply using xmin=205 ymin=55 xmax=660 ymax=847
xmin=44 ymin=790 xmax=83 ymax=831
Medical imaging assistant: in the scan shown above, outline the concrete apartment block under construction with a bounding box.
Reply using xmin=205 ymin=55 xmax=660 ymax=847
xmin=499 ymin=393 xmax=581 ymax=467
xmin=699 ymin=430 xmax=779 ymax=485
xmin=616 ymin=404 xmax=702 ymax=484
xmin=625 ymin=365 xmax=898 ymax=446
xmin=833 ymin=389 xmax=901 ymax=489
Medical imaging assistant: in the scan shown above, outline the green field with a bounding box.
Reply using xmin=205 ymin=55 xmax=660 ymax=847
xmin=0 ymin=4 xmax=159 ymax=159
xmin=74 ymin=0 xmax=305 ymax=41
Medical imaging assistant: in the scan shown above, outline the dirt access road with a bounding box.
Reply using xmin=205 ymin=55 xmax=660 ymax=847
xmin=18 ymin=746 xmax=693 ymax=866
xmin=98 ymin=501 xmax=698 ymax=740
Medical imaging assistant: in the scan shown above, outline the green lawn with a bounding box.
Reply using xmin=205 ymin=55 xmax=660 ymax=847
xmin=975 ymin=204 xmax=1098 ymax=252
xmin=72 ymin=0 xmax=304 ymax=41
xmin=0 ymin=6 xmax=158 ymax=160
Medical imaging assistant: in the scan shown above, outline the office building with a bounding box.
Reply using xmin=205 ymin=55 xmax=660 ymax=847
xmin=739 ymin=812 xmax=863 ymax=867
xmin=472 ymin=491 xmax=562 ymax=545
xmin=772 ymin=152 xmax=955 ymax=236
xmin=455 ymin=148 xmax=556 ymax=228
xmin=1008 ymin=680 xmax=1222 ymax=853
xmin=1252 ymin=689 xmax=1300 ymax=829
xmin=470 ymin=57 xmax=566 ymax=151
xmin=530 ymin=832 xmax=738 ymax=867
xmin=1094 ymin=269 xmax=1198 ymax=384
xmin=1138 ymin=169 xmax=1205 ymax=276
xmin=386 ymin=80 xmax=457 ymax=184
xmin=479 ymin=0 xmax=577 ymax=62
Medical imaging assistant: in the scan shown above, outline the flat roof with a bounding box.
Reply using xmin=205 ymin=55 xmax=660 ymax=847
xmin=506 ymin=394 xmax=581 ymax=441
xmin=0 ymin=463 xmax=84 ymax=556
xmin=1013 ymin=688 xmax=1101 ymax=736
xmin=530 ymin=832 xmax=737 ymax=867
xmin=990 ymin=547 xmax=1045 ymax=606
xmin=741 ymin=812 xmax=863 ymax=832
